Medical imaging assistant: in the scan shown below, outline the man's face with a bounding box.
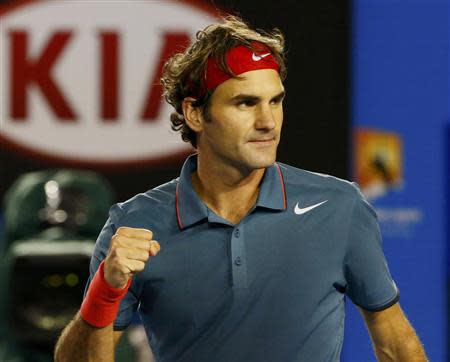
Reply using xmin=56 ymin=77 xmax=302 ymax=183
xmin=198 ymin=69 xmax=285 ymax=172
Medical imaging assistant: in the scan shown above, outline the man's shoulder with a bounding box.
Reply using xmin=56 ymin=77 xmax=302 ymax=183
xmin=110 ymin=178 xmax=179 ymax=221
xmin=278 ymin=162 xmax=357 ymax=191
xmin=277 ymin=162 xmax=362 ymax=200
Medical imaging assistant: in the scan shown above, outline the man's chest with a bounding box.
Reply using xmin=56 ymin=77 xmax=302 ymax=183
xmin=136 ymin=209 xmax=348 ymax=331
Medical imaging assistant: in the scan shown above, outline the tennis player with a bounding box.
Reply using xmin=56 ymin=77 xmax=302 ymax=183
xmin=55 ymin=16 xmax=427 ymax=362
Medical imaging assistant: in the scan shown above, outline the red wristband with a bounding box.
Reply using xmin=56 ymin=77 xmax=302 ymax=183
xmin=80 ymin=261 xmax=132 ymax=328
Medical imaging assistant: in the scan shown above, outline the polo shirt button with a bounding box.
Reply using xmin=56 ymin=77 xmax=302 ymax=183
xmin=234 ymin=257 xmax=242 ymax=266
xmin=234 ymin=229 xmax=240 ymax=238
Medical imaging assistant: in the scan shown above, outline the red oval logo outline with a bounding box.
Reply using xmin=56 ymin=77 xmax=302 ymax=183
xmin=0 ymin=0 xmax=222 ymax=169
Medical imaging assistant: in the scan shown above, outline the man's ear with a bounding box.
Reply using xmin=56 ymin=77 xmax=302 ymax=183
xmin=182 ymin=97 xmax=203 ymax=132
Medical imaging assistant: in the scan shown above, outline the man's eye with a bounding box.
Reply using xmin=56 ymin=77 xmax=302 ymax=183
xmin=271 ymin=97 xmax=283 ymax=105
xmin=237 ymin=100 xmax=256 ymax=107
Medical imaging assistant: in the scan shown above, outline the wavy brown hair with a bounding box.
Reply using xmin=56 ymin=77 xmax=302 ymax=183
xmin=161 ymin=16 xmax=286 ymax=148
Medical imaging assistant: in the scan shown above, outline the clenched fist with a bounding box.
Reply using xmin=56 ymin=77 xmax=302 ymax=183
xmin=104 ymin=227 xmax=160 ymax=289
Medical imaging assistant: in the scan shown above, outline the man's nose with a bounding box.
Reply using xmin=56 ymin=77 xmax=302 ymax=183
xmin=255 ymin=103 xmax=276 ymax=130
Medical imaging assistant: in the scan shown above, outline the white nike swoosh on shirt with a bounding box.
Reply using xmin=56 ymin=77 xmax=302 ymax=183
xmin=294 ymin=200 xmax=328 ymax=215
xmin=252 ymin=52 xmax=271 ymax=61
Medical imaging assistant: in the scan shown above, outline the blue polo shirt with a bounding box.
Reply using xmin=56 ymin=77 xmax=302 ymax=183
xmin=88 ymin=154 xmax=399 ymax=362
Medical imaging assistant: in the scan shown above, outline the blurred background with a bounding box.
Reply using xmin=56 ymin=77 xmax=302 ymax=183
xmin=0 ymin=0 xmax=447 ymax=361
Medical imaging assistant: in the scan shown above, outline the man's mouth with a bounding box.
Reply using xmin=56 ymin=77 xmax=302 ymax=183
xmin=247 ymin=138 xmax=276 ymax=146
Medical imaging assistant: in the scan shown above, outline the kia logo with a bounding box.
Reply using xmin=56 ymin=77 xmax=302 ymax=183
xmin=0 ymin=0 xmax=220 ymax=167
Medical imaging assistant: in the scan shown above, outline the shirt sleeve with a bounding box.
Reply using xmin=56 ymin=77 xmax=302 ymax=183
xmin=344 ymin=190 xmax=399 ymax=311
xmin=84 ymin=204 xmax=140 ymax=330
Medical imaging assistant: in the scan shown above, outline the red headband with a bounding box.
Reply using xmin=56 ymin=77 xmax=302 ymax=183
xmin=195 ymin=42 xmax=279 ymax=98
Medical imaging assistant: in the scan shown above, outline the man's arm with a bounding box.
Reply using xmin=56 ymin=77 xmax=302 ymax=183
xmin=54 ymin=227 xmax=160 ymax=361
xmin=360 ymin=302 xmax=428 ymax=362
xmin=54 ymin=312 xmax=123 ymax=362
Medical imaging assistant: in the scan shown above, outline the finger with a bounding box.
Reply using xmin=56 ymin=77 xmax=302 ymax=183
xmin=114 ymin=247 xmax=151 ymax=262
xmin=149 ymin=240 xmax=161 ymax=256
xmin=116 ymin=227 xmax=153 ymax=240
xmin=111 ymin=235 xmax=153 ymax=251
xmin=119 ymin=258 xmax=146 ymax=275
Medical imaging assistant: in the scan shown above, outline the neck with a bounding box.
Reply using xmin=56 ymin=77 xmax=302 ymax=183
xmin=192 ymin=153 xmax=266 ymax=224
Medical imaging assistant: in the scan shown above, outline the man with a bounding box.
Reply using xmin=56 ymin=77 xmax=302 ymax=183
xmin=55 ymin=16 xmax=427 ymax=362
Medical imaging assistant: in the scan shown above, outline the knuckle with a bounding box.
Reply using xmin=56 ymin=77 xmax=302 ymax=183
xmin=140 ymin=228 xmax=152 ymax=239
xmin=107 ymin=246 xmax=118 ymax=258
xmin=111 ymin=234 xmax=122 ymax=245
xmin=116 ymin=226 xmax=126 ymax=235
